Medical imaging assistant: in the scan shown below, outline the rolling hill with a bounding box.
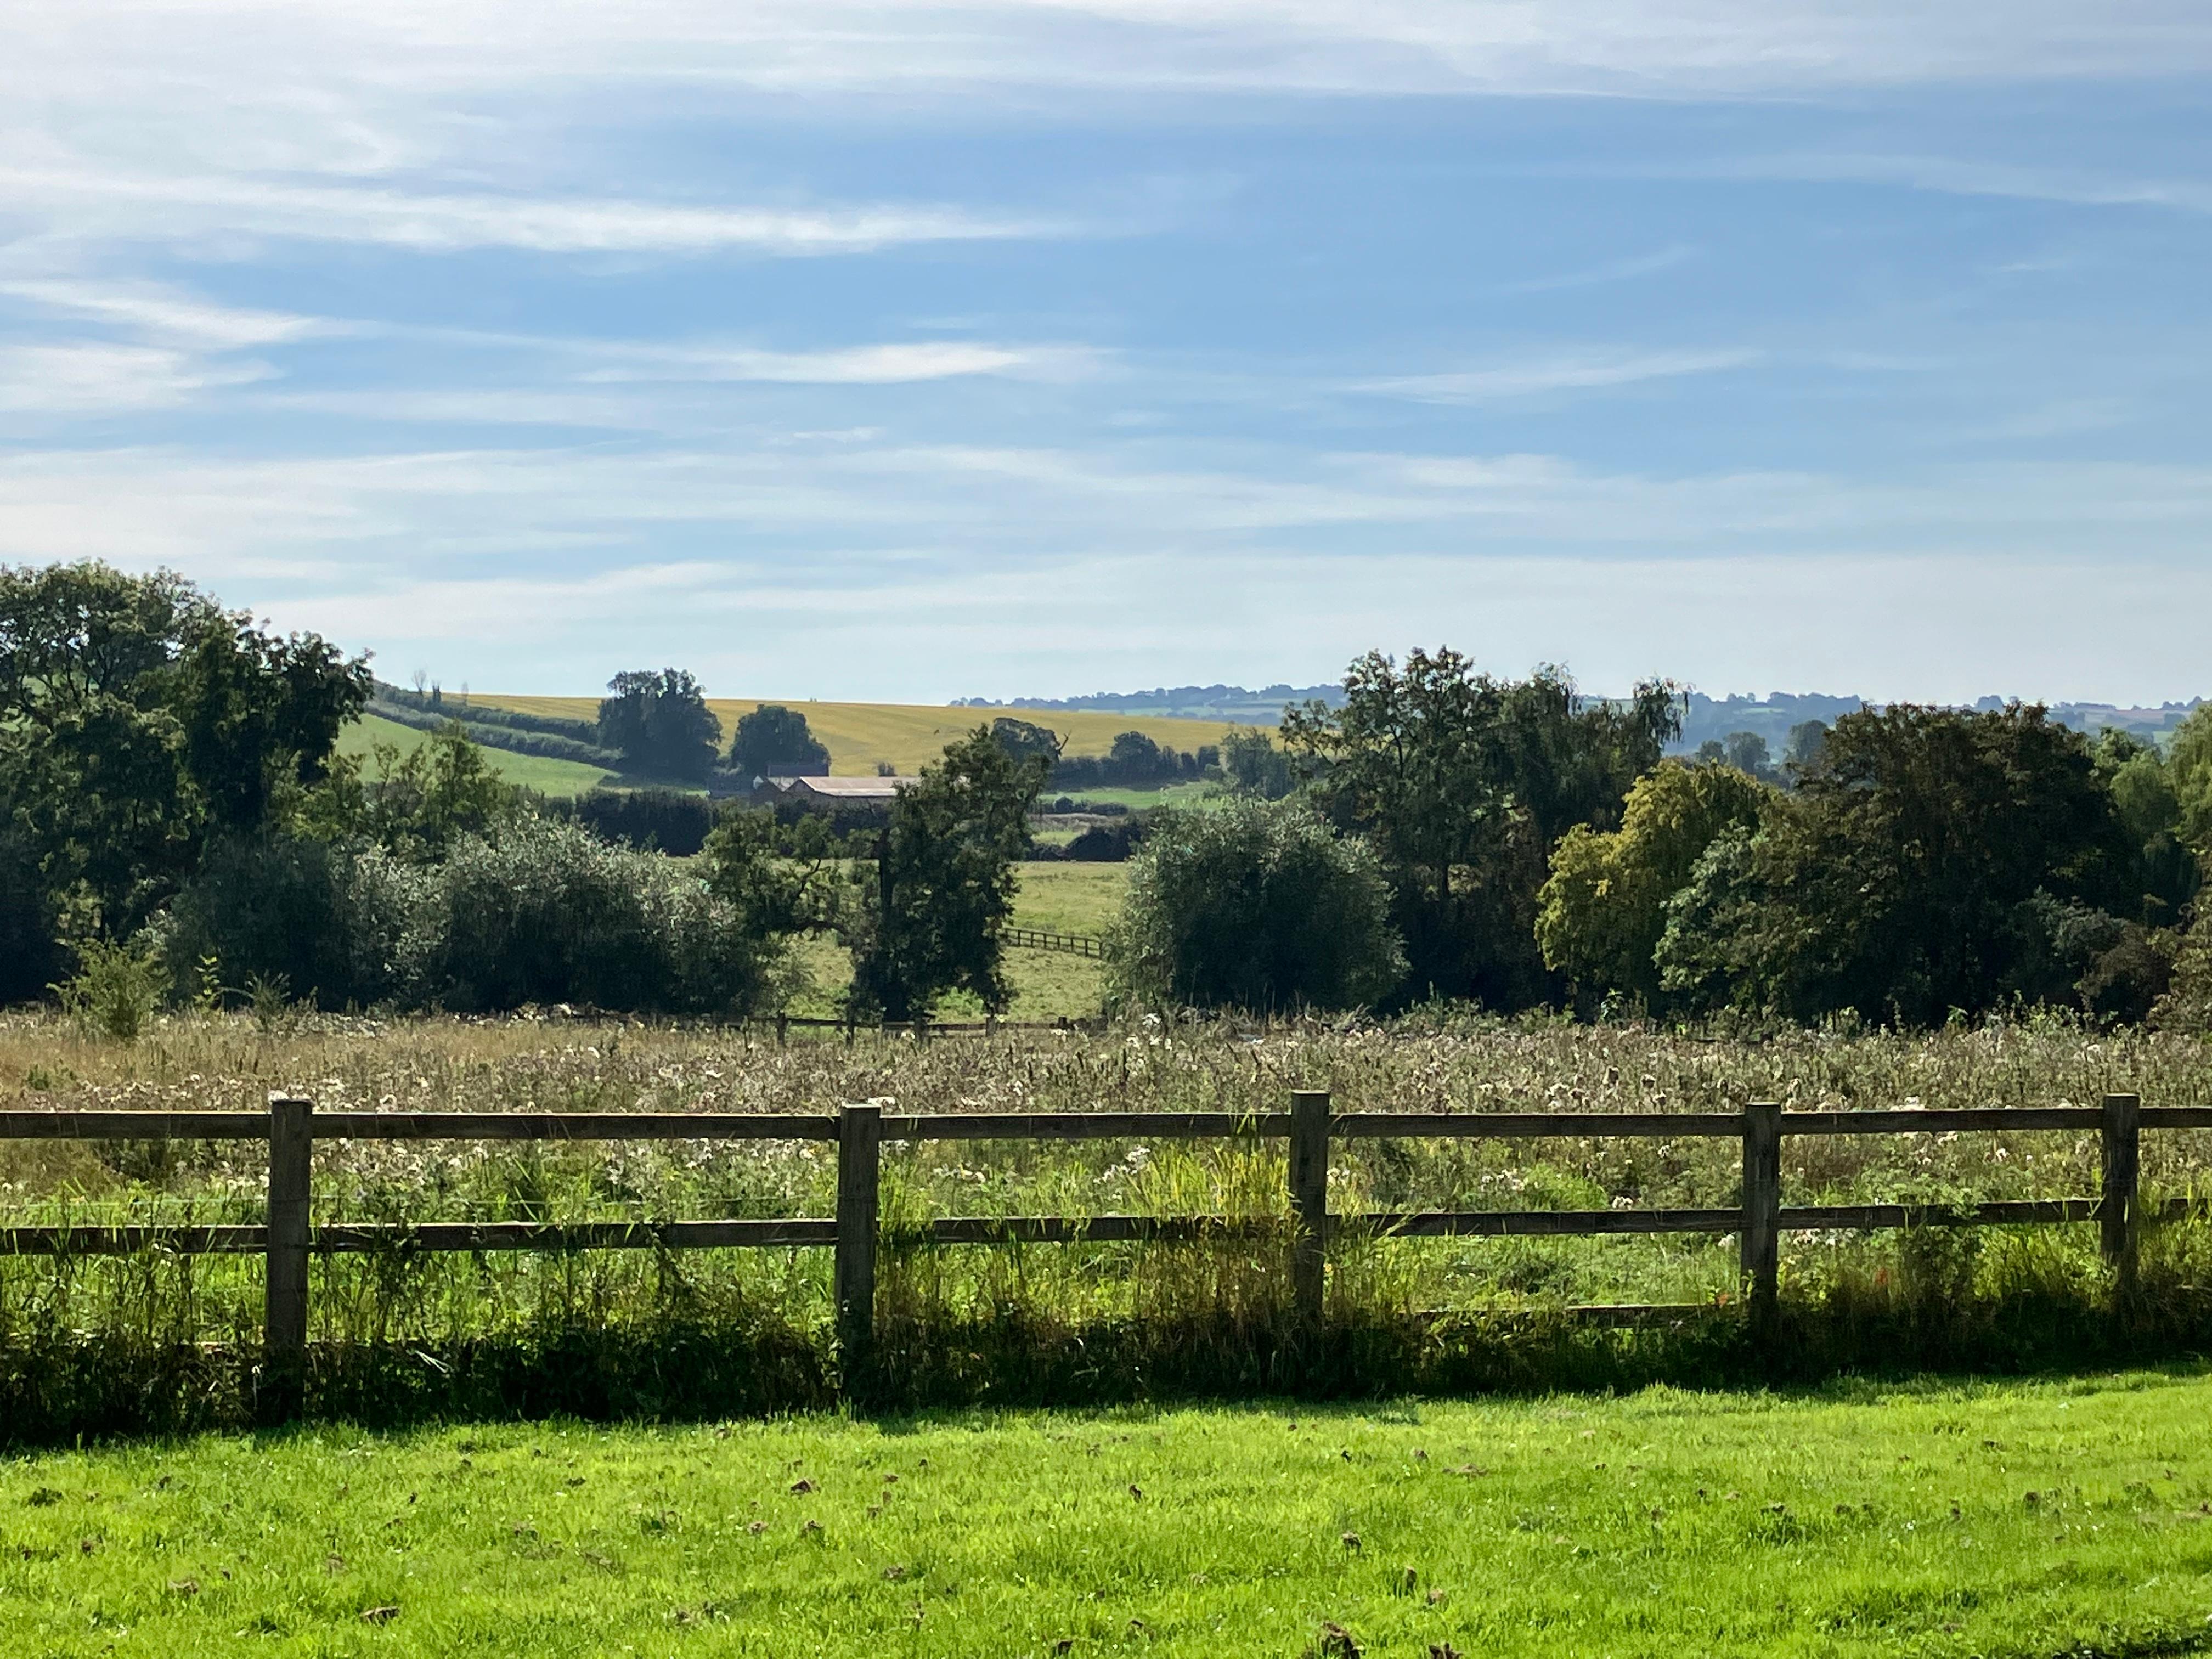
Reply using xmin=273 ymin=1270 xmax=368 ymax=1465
xmin=336 ymin=713 xmax=615 ymax=797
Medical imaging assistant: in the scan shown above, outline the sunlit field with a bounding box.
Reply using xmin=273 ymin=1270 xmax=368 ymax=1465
xmin=7 ymin=1371 xmax=2212 ymax=1657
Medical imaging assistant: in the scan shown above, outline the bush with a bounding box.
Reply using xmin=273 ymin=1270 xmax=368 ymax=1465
xmin=555 ymin=789 xmax=726 ymax=857
xmin=1110 ymin=799 xmax=1404 ymax=1013
xmin=160 ymin=834 xmax=421 ymax=1011
xmin=409 ymin=816 xmax=781 ymax=1015
xmin=52 ymin=939 xmax=168 ymax=1040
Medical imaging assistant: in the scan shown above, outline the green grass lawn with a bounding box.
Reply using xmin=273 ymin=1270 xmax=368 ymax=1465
xmin=336 ymin=715 xmax=613 ymax=798
xmin=6 ymin=1370 xmax=2211 ymax=1657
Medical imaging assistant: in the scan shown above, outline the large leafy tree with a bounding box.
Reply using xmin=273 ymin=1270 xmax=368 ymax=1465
xmin=1537 ymin=759 xmax=1771 ymax=1013
xmin=1280 ymin=647 xmax=1679 ymax=1009
xmin=596 ymin=668 xmax=721 ymax=781
xmin=1657 ymin=703 xmax=2138 ymax=1024
xmin=848 ymin=727 xmax=1049 ymax=1021
xmin=0 ymin=561 xmax=368 ymax=955
xmin=727 ymin=703 xmax=831 ymax=779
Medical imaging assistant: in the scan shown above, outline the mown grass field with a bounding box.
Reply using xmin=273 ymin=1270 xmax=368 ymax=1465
xmin=336 ymin=714 xmax=614 ymax=798
xmin=478 ymin=696 xmax=1241 ymax=777
xmin=7 ymin=1371 xmax=2212 ymax=1657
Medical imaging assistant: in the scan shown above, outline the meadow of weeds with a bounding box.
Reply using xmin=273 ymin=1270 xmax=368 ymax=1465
xmin=5 ymin=1369 xmax=2212 ymax=1657
xmin=2 ymin=1007 xmax=2210 ymax=1438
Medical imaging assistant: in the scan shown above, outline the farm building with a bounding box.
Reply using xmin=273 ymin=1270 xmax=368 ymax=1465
xmin=765 ymin=775 xmax=917 ymax=811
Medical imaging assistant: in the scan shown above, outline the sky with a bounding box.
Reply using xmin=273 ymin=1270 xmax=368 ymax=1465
xmin=2 ymin=2 xmax=2209 ymax=706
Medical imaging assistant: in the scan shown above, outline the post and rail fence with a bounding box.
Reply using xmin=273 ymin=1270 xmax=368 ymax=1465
xmin=2 ymin=1090 xmax=2202 ymax=1418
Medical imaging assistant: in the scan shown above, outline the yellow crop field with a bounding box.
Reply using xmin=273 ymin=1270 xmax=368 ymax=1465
xmin=474 ymin=696 xmax=1243 ymax=776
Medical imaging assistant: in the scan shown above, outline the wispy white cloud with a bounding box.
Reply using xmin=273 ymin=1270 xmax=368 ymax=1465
xmin=0 ymin=162 xmax=1062 ymax=256
xmin=0 ymin=278 xmax=329 ymax=349
xmin=1681 ymin=153 xmax=2212 ymax=215
xmin=1353 ymin=348 xmax=1758 ymax=403
xmin=0 ymin=345 xmax=277 ymax=414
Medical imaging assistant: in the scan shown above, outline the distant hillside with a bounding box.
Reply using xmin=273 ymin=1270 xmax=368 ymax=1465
xmin=475 ymin=696 xmax=1242 ymax=777
xmin=961 ymin=682 xmax=2203 ymax=752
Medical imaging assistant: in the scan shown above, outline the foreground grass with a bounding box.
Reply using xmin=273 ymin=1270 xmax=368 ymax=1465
xmin=5 ymin=1372 xmax=2211 ymax=1657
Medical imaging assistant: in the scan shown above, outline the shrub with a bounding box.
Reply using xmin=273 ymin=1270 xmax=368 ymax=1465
xmin=1110 ymin=799 xmax=1404 ymax=1013
xmin=556 ymin=788 xmax=726 ymax=857
xmin=52 ymin=939 xmax=168 ymax=1040
xmin=159 ymin=834 xmax=421 ymax=1010
xmin=408 ymin=815 xmax=781 ymax=1015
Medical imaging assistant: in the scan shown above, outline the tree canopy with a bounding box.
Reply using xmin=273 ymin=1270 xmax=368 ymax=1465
xmin=848 ymin=727 xmax=1049 ymax=1020
xmin=596 ymin=668 xmax=720 ymax=781
xmin=729 ymin=704 xmax=831 ymax=780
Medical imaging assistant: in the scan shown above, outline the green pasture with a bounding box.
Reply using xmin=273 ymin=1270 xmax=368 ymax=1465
xmin=336 ymin=715 xmax=614 ymax=799
xmin=6 ymin=1370 xmax=2211 ymax=1657
xmin=778 ymin=863 xmax=1127 ymax=1020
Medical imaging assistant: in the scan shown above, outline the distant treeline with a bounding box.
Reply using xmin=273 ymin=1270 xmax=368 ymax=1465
xmin=8 ymin=561 xmax=2209 ymax=1035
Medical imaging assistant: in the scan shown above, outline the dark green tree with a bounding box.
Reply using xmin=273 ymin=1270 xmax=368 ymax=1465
xmin=729 ymin=704 xmax=831 ymax=779
xmin=597 ymin=669 xmax=721 ymax=781
xmin=0 ymin=561 xmax=368 ymax=946
xmin=1657 ymin=703 xmax=2138 ymax=1024
xmin=989 ymin=716 xmax=1064 ymax=768
xmin=1281 ymin=648 xmax=1679 ymax=1009
xmin=847 ymin=727 xmax=1050 ymax=1020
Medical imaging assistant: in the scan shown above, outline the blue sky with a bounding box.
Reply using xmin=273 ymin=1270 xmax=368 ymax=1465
xmin=3 ymin=3 xmax=2209 ymax=704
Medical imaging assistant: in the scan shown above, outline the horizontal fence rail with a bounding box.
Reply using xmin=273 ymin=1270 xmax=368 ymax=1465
xmin=2 ymin=1090 xmax=2197 ymax=1417
xmin=1003 ymin=926 xmax=1108 ymax=959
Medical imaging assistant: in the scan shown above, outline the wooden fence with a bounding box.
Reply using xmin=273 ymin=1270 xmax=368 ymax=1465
xmin=2 ymin=1092 xmax=2203 ymax=1420
xmin=1003 ymin=926 xmax=1109 ymax=960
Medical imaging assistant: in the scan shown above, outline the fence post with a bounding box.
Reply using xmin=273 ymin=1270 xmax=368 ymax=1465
xmin=775 ymin=1012 xmax=788 ymax=1047
xmin=262 ymin=1093 xmax=313 ymax=1424
xmin=1290 ymin=1089 xmax=1330 ymax=1341
xmin=1741 ymin=1101 xmax=1781 ymax=1342
xmin=836 ymin=1102 xmax=882 ymax=1392
xmin=2101 ymin=1092 xmax=2141 ymax=1297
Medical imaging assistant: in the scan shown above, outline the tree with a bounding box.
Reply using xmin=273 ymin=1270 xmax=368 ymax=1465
xmin=1280 ymin=648 xmax=1679 ymax=1009
xmin=1654 ymin=704 xmax=2137 ymax=1024
xmin=0 ymin=561 xmax=368 ymax=943
xmin=1722 ymin=731 xmax=1776 ymax=782
xmin=596 ymin=669 xmax=721 ymax=781
xmin=2092 ymin=730 xmax=2200 ymax=926
xmin=729 ymin=704 xmax=831 ymax=780
xmin=1111 ymin=799 xmax=1404 ymax=1012
xmin=1784 ymin=720 xmax=1830 ymax=776
xmin=988 ymin=716 xmax=1064 ymax=768
xmin=1108 ymin=730 xmax=1165 ymax=782
xmin=1220 ymin=726 xmax=1295 ymax=799
xmin=171 ymin=618 xmax=370 ymax=833
xmin=847 ymin=727 xmax=1050 ymax=1020
xmin=1536 ymin=760 xmax=1771 ymax=1013
xmin=2169 ymin=704 xmax=2212 ymax=861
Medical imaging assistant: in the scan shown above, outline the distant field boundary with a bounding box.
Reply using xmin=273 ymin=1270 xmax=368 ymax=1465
xmin=3 ymin=1092 xmax=2193 ymax=1421
xmin=476 ymin=695 xmax=1243 ymax=777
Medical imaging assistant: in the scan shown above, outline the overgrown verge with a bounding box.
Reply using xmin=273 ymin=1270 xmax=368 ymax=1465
xmin=5 ymin=1221 xmax=2209 ymax=1447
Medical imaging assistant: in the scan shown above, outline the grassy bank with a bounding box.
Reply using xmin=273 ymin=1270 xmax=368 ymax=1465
xmin=7 ymin=1371 xmax=2212 ymax=1656
xmin=336 ymin=715 xmax=614 ymax=798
